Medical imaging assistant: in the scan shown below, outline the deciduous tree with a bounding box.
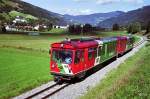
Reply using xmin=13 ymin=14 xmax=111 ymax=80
xmin=127 ymin=22 xmax=141 ymax=34
xmin=83 ymin=24 xmax=92 ymax=33
xmin=146 ymin=21 xmax=150 ymax=34
xmin=112 ymin=23 xmax=119 ymax=31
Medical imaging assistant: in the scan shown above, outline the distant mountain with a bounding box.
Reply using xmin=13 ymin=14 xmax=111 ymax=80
xmin=98 ymin=6 xmax=150 ymax=28
xmin=63 ymin=11 xmax=124 ymax=25
xmin=0 ymin=0 xmax=67 ymax=25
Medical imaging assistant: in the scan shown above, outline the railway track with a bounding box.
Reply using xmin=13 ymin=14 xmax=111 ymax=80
xmin=25 ymin=83 xmax=58 ymax=99
xmin=133 ymin=36 xmax=146 ymax=48
xmin=13 ymin=82 xmax=70 ymax=99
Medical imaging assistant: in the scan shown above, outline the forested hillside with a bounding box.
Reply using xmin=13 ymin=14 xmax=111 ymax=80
xmin=0 ymin=0 xmax=67 ymax=25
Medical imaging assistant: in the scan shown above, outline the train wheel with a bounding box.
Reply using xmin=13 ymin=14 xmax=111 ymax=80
xmin=54 ymin=76 xmax=63 ymax=84
xmin=116 ymin=53 xmax=119 ymax=58
xmin=77 ymin=71 xmax=86 ymax=80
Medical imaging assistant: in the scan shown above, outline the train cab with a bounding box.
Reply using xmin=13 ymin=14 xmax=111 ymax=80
xmin=50 ymin=38 xmax=99 ymax=80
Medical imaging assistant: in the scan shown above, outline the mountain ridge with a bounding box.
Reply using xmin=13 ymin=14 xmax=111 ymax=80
xmin=98 ymin=5 xmax=150 ymax=28
xmin=63 ymin=11 xmax=124 ymax=25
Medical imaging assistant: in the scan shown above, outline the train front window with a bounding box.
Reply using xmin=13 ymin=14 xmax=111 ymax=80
xmin=52 ymin=49 xmax=73 ymax=64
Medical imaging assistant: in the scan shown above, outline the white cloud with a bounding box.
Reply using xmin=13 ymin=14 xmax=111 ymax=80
xmin=73 ymin=0 xmax=144 ymax=4
xmin=73 ymin=0 xmax=87 ymax=2
xmin=96 ymin=0 xmax=120 ymax=4
xmin=64 ymin=8 xmax=94 ymax=15
xmin=80 ymin=9 xmax=93 ymax=14
xmin=123 ymin=0 xmax=144 ymax=4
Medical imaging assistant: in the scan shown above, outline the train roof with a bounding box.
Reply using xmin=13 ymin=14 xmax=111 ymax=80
xmin=51 ymin=40 xmax=98 ymax=49
xmin=51 ymin=36 xmax=127 ymax=49
xmin=116 ymin=36 xmax=128 ymax=40
xmin=100 ymin=37 xmax=117 ymax=43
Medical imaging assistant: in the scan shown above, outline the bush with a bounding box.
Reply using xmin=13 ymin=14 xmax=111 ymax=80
xmin=0 ymin=21 xmax=1 ymax=32
xmin=112 ymin=23 xmax=119 ymax=31
xmin=146 ymin=21 xmax=150 ymax=34
xmin=83 ymin=24 xmax=92 ymax=33
xmin=68 ymin=24 xmax=82 ymax=34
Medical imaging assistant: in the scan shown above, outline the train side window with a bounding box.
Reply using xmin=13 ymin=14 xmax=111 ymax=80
xmin=105 ymin=44 xmax=108 ymax=56
xmin=108 ymin=43 xmax=110 ymax=53
xmin=98 ymin=46 xmax=101 ymax=56
xmin=88 ymin=47 xmax=97 ymax=60
xmin=80 ymin=50 xmax=84 ymax=62
xmin=94 ymin=48 xmax=97 ymax=58
xmin=101 ymin=45 xmax=105 ymax=56
xmin=109 ymin=42 xmax=113 ymax=52
xmin=74 ymin=50 xmax=84 ymax=64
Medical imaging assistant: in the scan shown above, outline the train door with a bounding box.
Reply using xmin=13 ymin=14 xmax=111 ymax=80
xmin=74 ymin=50 xmax=85 ymax=73
xmin=86 ymin=47 xmax=97 ymax=69
xmin=94 ymin=46 xmax=101 ymax=66
xmin=116 ymin=38 xmax=122 ymax=54
xmin=100 ymin=43 xmax=109 ymax=63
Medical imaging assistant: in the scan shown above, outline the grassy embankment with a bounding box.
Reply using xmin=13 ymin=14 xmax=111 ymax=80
xmin=0 ymin=31 xmax=138 ymax=99
xmin=80 ymin=42 xmax=150 ymax=99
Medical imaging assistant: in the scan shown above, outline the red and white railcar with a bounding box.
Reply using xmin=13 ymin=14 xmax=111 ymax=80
xmin=49 ymin=36 xmax=134 ymax=82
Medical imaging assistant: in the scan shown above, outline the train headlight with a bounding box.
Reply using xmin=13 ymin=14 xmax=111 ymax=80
xmin=52 ymin=64 xmax=55 ymax=68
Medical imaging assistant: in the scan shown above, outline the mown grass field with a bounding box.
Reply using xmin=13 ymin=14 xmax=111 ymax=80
xmin=0 ymin=48 xmax=50 ymax=99
xmin=0 ymin=34 xmax=81 ymax=52
xmin=0 ymin=31 xmax=130 ymax=52
xmin=0 ymin=31 xmax=138 ymax=99
xmin=48 ymin=28 xmax=68 ymax=34
xmin=80 ymin=42 xmax=150 ymax=99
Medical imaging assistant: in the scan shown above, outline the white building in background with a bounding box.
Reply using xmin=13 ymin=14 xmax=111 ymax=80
xmin=34 ymin=24 xmax=48 ymax=31
xmin=5 ymin=25 xmax=10 ymax=30
xmin=13 ymin=16 xmax=27 ymax=23
xmin=34 ymin=25 xmax=39 ymax=31
xmin=53 ymin=25 xmax=69 ymax=29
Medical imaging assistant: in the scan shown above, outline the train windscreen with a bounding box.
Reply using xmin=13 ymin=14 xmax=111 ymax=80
xmin=52 ymin=49 xmax=73 ymax=64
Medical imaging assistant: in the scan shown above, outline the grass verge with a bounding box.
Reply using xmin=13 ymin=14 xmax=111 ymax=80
xmin=80 ymin=42 xmax=150 ymax=99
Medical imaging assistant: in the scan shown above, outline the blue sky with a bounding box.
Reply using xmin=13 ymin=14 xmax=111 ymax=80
xmin=22 ymin=0 xmax=150 ymax=15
